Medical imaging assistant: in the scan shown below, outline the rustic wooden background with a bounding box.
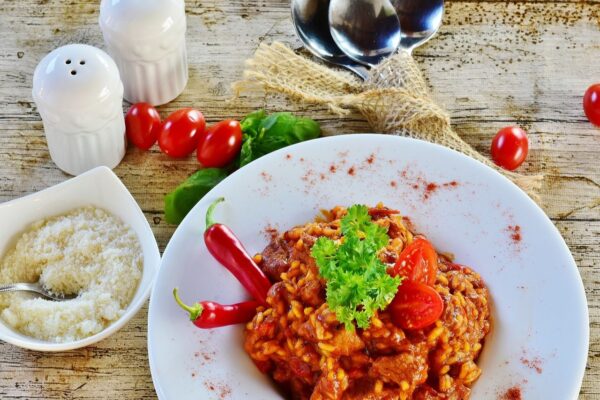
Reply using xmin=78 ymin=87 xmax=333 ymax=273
xmin=0 ymin=0 xmax=598 ymax=398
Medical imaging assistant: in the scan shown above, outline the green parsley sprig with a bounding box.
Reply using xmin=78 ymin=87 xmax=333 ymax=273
xmin=311 ymin=205 xmax=402 ymax=330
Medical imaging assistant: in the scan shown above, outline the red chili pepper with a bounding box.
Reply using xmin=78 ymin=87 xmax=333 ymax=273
xmin=173 ymin=288 xmax=259 ymax=328
xmin=204 ymin=198 xmax=272 ymax=305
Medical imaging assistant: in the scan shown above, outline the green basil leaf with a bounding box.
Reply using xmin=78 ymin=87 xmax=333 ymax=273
xmin=292 ymin=117 xmax=321 ymax=141
xmin=258 ymin=112 xmax=297 ymax=138
xmin=239 ymin=111 xmax=321 ymax=167
xmin=164 ymin=168 xmax=228 ymax=224
xmin=239 ymin=134 xmax=256 ymax=168
xmin=240 ymin=109 xmax=267 ymax=137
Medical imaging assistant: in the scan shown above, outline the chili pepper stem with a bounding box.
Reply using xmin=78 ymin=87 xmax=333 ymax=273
xmin=205 ymin=197 xmax=225 ymax=230
xmin=173 ymin=288 xmax=204 ymax=322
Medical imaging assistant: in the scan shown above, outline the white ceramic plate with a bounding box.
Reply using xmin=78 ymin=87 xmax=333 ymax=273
xmin=148 ymin=135 xmax=588 ymax=399
xmin=0 ymin=166 xmax=161 ymax=351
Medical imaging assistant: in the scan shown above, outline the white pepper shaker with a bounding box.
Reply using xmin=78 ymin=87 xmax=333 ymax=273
xmin=32 ymin=44 xmax=126 ymax=176
xmin=99 ymin=0 xmax=188 ymax=106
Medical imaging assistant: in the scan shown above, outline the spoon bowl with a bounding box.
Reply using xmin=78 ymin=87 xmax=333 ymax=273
xmin=391 ymin=0 xmax=444 ymax=53
xmin=329 ymin=0 xmax=401 ymax=66
xmin=292 ymin=0 xmax=369 ymax=79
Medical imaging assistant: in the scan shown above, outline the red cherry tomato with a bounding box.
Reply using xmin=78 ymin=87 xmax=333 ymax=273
xmin=584 ymin=84 xmax=600 ymax=127
xmin=197 ymin=120 xmax=243 ymax=167
xmin=158 ymin=108 xmax=206 ymax=158
xmin=392 ymin=237 xmax=438 ymax=286
xmin=490 ymin=126 xmax=529 ymax=171
xmin=125 ymin=103 xmax=161 ymax=150
xmin=389 ymin=281 xmax=444 ymax=330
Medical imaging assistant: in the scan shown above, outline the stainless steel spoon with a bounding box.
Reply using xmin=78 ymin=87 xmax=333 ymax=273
xmin=391 ymin=0 xmax=444 ymax=54
xmin=329 ymin=0 xmax=401 ymax=66
xmin=291 ymin=0 xmax=369 ymax=80
xmin=0 ymin=281 xmax=77 ymax=301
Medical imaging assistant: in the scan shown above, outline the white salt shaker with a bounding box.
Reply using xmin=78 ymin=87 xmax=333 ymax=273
xmin=32 ymin=44 xmax=126 ymax=176
xmin=99 ymin=0 xmax=188 ymax=106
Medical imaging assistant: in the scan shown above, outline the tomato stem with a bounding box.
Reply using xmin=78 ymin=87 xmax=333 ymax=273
xmin=173 ymin=287 xmax=204 ymax=322
xmin=205 ymin=197 xmax=225 ymax=231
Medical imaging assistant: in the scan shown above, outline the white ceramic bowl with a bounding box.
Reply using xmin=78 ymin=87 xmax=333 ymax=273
xmin=0 ymin=166 xmax=160 ymax=351
xmin=148 ymin=135 xmax=588 ymax=399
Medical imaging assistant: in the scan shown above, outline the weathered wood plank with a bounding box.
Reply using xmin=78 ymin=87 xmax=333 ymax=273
xmin=0 ymin=0 xmax=599 ymax=399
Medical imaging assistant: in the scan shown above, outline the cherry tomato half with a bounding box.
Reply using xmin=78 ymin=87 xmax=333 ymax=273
xmin=125 ymin=103 xmax=161 ymax=150
xmin=158 ymin=108 xmax=206 ymax=158
xmin=490 ymin=126 xmax=529 ymax=171
xmin=197 ymin=120 xmax=243 ymax=168
xmin=389 ymin=281 xmax=444 ymax=330
xmin=584 ymin=84 xmax=600 ymax=127
xmin=392 ymin=237 xmax=438 ymax=286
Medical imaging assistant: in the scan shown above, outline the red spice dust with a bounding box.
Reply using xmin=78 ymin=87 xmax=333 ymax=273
xmin=329 ymin=164 xmax=337 ymax=173
xmin=520 ymin=356 xmax=543 ymax=374
xmin=194 ymin=349 xmax=216 ymax=366
xmin=320 ymin=173 xmax=326 ymax=180
xmin=366 ymin=154 xmax=375 ymax=164
xmin=347 ymin=167 xmax=356 ymax=176
xmin=508 ymin=225 xmax=522 ymax=243
xmin=423 ymin=181 xmax=458 ymax=199
xmin=285 ymin=154 xmax=292 ymax=160
xmin=397 ymin=167 xmax=459 ymax=200
xmin=300 ymin=157 xmax=305 ymax=162
xmin=424 ymin=182 xmax=439 ymax=199
xmin=260 ymin=171 xmax=272 ymax=182
xmin=390 ymin=180 xmax=397 ymax=187
xmin=301 ymin=169 xmax=314 ymax=182
xmin=204 ymin=381 xmax=232 ymax=399
xmin=500 ymin=386 xmax=522 ymax=400
xmin=262 ymin=225 xmax=279 ymax=240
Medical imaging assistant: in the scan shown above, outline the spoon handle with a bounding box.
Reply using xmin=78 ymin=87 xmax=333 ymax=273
xmin=342 ymin=64 xmax=370 ymax=81
xmin=0 ymin=282 xmax=43 ymax=294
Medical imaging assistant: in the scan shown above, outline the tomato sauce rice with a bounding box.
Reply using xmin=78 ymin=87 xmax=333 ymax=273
xmin=244 ymin=206 xmax=491 ymax=400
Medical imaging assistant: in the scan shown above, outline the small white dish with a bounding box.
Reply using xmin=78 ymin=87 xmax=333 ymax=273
xmin=148 ymin=135 xmax=588 ymax=399
xmin=0 ymin=166 xmax=160 ymax=351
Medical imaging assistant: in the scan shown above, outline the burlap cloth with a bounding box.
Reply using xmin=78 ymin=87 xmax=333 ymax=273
xmin=233 ymin=42 xmax=542 ymax=201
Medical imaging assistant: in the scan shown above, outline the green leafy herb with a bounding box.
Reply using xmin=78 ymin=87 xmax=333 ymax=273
xmin=239 ymin=111 xmax=320 ymax=167
xmin=311 ymin=205 xmax=401 ymax=330
xmin=164 ymin=110 xmax=321 ymax=224
xmin=164 ymin=168 xmax=228 ymax=224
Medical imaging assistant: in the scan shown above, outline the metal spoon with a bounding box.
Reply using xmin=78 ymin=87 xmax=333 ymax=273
xmin=0 ymin=281 xmax=77 ymax=301
xmin=391 ymin=0 xmax=444 ymax=53
xmin=291 ymin=0 xmax=369 ymax=80
xmin=329 ymin=0 xmax=401 ymax=66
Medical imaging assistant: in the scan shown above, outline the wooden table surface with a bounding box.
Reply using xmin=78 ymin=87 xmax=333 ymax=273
xmin=0 ymin=0 xmax=598 ymax=399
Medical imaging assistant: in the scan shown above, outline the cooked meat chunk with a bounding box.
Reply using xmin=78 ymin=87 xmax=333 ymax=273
xmin=261 ymin=238 xmax=292 ymax=281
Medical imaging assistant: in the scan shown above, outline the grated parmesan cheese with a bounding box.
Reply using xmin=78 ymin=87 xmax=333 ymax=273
xmin=0 ymin=206 xmax=143 ymax=343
